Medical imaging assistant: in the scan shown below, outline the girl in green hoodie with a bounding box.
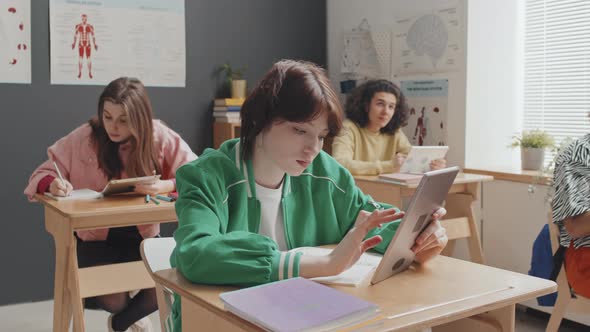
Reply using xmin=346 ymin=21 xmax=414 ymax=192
xmin=171 ymin=60 xmax=448 ymax=331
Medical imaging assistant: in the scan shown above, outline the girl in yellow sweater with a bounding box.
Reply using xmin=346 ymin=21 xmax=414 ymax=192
xmin=332 ymin=79 xmax=445 ymax=175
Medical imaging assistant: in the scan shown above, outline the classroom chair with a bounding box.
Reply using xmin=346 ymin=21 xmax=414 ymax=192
xmin=140 ymin=237 xmax=176 ymax=332
xmin=546 ymin=211 xmax=590 ymax=332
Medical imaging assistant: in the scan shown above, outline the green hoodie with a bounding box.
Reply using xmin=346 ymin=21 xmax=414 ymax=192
xmin=170 ymin=138 xmax=401 ymax=331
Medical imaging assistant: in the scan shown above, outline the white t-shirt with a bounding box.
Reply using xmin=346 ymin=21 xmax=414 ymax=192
xmin=255 ymin=181 xmax=287 ymax=251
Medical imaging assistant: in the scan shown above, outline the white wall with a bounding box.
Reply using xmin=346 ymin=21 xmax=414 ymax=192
xmin=465 ymin=0 xmax=522 ymax=170
xmin=327 ymin=0 xmax=467 ymax=168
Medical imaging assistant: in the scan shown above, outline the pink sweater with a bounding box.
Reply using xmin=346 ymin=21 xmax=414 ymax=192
xmin=24 ymin=120 xmax=197 ymax=241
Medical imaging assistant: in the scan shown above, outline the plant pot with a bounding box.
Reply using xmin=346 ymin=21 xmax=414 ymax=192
xmin=521 ymin=147 xmax=545 ymax=170
xmin=231 ymin=80 xmax=247 ymax=99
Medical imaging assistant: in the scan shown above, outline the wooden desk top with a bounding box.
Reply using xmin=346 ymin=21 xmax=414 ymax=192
xmin=154 ymin=255 xmax=555 ymax=331
xmin=34 ymin=194 xmax=177 ymax=229
xmin=34 ymin=193 xmax=175 ymax=216
xmin=354 ymin=172 xmax=494 ymax=189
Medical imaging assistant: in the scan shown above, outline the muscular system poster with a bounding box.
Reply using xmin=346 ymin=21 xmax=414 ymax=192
xmin=50 ymin=0 xmax=185 ymax=87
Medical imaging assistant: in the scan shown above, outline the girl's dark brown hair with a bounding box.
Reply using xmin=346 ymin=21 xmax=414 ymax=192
xmin=240 ymin=60 xmax=343 ymax=160
xmin=345 ymin=79 xmax=409 ymax=134
xmin=89 ymin=77 xmax=161 ymax=179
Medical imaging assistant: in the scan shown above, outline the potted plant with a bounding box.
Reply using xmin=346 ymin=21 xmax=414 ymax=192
xmin=216 ymin=62 xmax=247 ymax=99
xmin=510 ymin=129 xmax=555 ymax=171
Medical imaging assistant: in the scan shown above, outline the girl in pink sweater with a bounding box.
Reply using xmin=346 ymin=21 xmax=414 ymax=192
xmin=25 ymin=77 xmax=197 ymax=332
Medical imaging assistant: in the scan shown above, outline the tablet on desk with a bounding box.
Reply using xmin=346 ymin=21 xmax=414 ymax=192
xmin=370 ymin=166 xmax=459 ymax=285
xmin=400 ymin=146 xmax=449 ymax=174
xmin=101 ymin=174 xmax=160 ymax=196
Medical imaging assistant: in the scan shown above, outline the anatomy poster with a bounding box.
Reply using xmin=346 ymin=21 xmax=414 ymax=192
xmin=0 ymin=1 xmax=31 ymax=84
xmin=401 ymin=80 xmax=448 ymax=146
xmin=50 ymin=0 xmax=185 ymax=87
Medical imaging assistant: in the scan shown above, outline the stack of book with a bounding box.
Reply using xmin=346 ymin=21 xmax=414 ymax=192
xmin=213 ymin=98 xmax=244 ymax=123
xmin=220 ymin=277 xmax=379 ymax=332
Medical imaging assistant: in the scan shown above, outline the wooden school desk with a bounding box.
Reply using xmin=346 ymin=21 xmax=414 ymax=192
xmin=354 ymin=173 xmax=493 ymax=264
xmin=153 ymin=254 xmax=556 ymax=332
xmin=35 ymin=194 xmax=177 ymax=332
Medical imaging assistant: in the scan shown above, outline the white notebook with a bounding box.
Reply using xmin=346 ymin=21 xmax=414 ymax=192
xmin=44 ymin=189 xmax=102 ymax=201
xmin=290 ymin=247 xmax=382 ymax=287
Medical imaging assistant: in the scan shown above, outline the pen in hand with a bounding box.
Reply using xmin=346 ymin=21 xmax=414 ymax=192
xmin=52 ymin=161 xmax=70 ymax=196
xmin=52 ymin=161 xmax=66 ymax=186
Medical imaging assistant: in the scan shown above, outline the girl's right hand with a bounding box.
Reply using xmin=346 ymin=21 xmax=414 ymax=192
xmin=49 ymin=178 xmax=73 ymax=197
xmin=299 ymin=208 xmax=404 ymax=278
xmin=328 ymin=209 xmax=404 ymax=275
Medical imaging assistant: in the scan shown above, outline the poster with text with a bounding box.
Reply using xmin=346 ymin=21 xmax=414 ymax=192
xmin=50 ymin=0 xmax=185 ymax=87
xmin=0 ymin=0 xmax=31 ymax=84
xmin=401 ymin=80 xmax=448 ymax=147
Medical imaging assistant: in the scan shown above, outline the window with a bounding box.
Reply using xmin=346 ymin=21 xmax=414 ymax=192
xmin=523 ymin=0 xmax=590 ymax=163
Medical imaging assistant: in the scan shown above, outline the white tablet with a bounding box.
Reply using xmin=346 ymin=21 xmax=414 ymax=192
xmin=399 ymin=146 xmax=449 ymax=174
xmin=370 ymin=166 xmax=459 ymax=285
xmin=101 ymin=174 xmax=161 ymax=196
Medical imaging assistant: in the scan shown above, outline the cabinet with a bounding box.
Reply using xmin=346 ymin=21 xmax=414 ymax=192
xmin=481 ymin=179 xmax=590 ymax=326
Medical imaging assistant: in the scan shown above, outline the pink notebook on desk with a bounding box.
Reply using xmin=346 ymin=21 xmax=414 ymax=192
xmin=219 ymin=277 xmax=379 ymax=332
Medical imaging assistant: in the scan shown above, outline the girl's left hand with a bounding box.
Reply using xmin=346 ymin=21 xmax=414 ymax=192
xmin=393 ymin=153 xmax=407 ymax=170
xmin=430 ymin=158 xmax=447 ymax=170
xmin=412 ymin=207 xmax=448 ymax=264
xmin=134 ymin=179 xmax=175 ymax=196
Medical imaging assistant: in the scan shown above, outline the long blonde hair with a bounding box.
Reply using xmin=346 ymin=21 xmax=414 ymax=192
xmin=89 ymin=77 xmax=161 ymax=179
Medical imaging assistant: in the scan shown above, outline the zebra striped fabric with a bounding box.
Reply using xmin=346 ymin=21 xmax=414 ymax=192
xmin=552 ymin=134 xmax=590 ymax=249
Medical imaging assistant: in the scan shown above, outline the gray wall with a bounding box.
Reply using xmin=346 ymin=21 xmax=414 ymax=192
xmin=0 ymin=0 xmax=325 ymax=305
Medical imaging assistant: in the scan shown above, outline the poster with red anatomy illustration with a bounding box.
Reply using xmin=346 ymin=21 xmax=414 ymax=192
xmin=0 ymin=1 xmax=31 ymax=84
xmin=400 ymin=80 xmax=448 ymax=147
xmin=49 ymin=0 xmax=186 ymax=87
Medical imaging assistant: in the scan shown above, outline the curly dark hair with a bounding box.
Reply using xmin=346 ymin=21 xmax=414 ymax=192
xmin=344 ymin=79 xmax=409 ymax=135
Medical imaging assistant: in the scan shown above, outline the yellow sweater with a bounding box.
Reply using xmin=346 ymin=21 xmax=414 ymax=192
xmin=332 ymin=120 xmax=412 ymax=175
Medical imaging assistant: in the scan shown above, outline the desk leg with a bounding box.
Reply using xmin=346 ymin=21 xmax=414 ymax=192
xmin=444 ymin=193 xmax=485 ymax=264
xmin=477 ymin=305 xmax=515 ymax=332
xmin=434 ymin=304 xmax=515 ymax=332
xmin=44 ymin=208 xmax=73 ymax=332
xmin=68 ymin=234 xmax=86 ymax=332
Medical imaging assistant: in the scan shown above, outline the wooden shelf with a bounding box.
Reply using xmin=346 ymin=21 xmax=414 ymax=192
xmin=463 ymin=168 xmax=552 ymax=185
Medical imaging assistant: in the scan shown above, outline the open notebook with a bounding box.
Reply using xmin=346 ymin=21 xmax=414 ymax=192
xmin=289 ymin=247 xmax=382 ymax=287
